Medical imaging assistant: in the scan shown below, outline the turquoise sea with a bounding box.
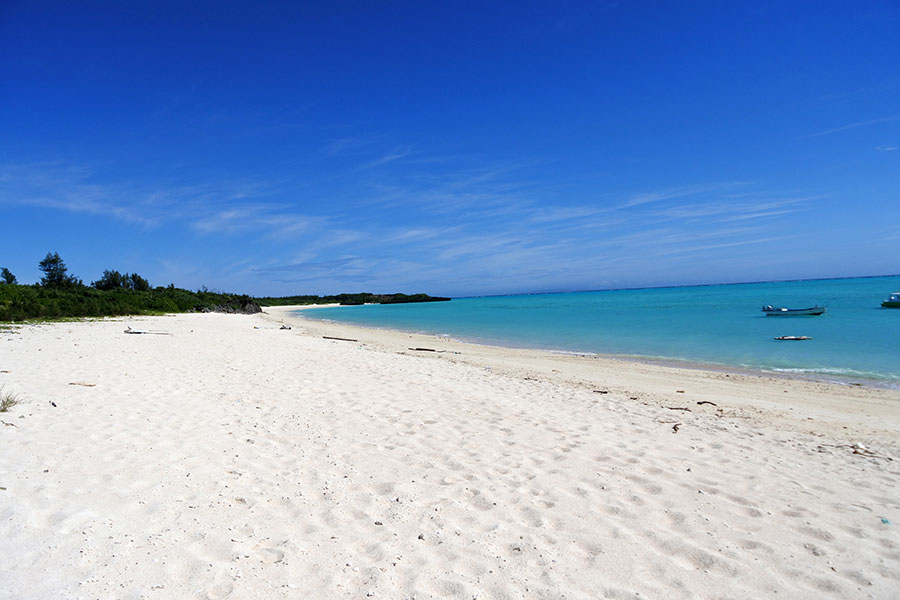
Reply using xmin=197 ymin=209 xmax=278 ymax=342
xmin=300 ymin=276 xmax=900 ymax=388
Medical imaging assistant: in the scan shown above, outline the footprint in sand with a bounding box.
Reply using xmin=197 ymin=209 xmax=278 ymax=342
xmin=204 ymin=575 xmax=234 ymax=599
xmin=260 ymin=547 xmax=285 ymax=563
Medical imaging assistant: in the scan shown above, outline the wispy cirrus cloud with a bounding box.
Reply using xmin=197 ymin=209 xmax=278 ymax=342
xmin=362 ymin=147 xmax=417 ymax=169
xmin=252 ymin=255 xmax=386 ymax=284
xmin=0 ymin=161 xmax=304 ymax=234
xmin=803 ymin=116 xmax=900 ymax=138
xmin=647 ymin=195 xmax=815 ymax=223
xmin=1 ymin=162 xmax=172 ymax=226
xmin=256 ymin=256 xmax=367 ymax=274
xmin=190 ymin=205 xmax=326 ymax=239
xmin=353 ymin=162 xmax=545 ymax=229
xmin=642 ymin=233 xmax=800 ymax=259
xmin=383 ymin=225 xmax=464 ymax=243
xmin=622 ymin=182 xmax=749 ymax=208
xmin=525 ymin=205 xmax=610 ymax=224
xmin=322 ymin=136 xmax=422 ymax=171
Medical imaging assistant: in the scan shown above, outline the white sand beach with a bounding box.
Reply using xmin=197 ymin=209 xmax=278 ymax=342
xmin=1 ymin=308 xmax=898 ymax=599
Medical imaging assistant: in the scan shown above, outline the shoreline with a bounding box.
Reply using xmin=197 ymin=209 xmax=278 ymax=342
xmin=284 ymin=304 xmax=900 ymax=392
xmin=262 ymin=305 xmax=900 ymax=445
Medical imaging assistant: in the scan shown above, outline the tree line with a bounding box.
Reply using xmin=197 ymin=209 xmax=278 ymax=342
xmin=0 ymin=252 xmax=259 ymax=321
xmin=1 ymin=251 xmax=151 ymax=292
xmin=0 ymin=252 xmax=449 ymax=322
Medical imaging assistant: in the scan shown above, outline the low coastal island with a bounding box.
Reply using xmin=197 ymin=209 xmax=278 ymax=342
xmin=1 ymin=307 xmax=898 ymax=599
xmin=257 ymin=292 xmax=451 ymax=306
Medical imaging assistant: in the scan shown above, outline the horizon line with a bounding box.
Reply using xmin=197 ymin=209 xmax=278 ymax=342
xmin=451 ymin=273 xmax=900 ymax=300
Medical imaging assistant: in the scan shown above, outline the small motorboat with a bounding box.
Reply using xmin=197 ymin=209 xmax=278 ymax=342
xmin=762 ymin=305 xmax=826 ymax=316
xmin=774 ymin=335 xmax=812 ymax=341
xmin=882 ymin=292 xmax=900 ymax=308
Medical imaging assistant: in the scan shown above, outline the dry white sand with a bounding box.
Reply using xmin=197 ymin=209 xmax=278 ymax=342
xmin=1 ymin=309 xmax=898 ymax=599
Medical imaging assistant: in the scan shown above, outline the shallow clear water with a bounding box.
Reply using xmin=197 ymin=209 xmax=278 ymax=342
xmin=301 ymin=276 xmax=900 ymax=387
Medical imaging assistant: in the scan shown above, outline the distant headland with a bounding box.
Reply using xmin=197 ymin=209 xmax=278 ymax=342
xmin=256 ymin=293 xmax=451 ymax=307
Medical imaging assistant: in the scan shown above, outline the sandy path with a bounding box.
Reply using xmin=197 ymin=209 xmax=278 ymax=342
xmin=0 ymin=312 xmax=898 ymax=599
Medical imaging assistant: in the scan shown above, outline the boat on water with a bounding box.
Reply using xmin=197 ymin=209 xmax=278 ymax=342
xmin=774 ymin=335 xmax=812 ymax=341
xmin=762 ymin=305 xmax=826 ymax=316
xmin=882 ymin=292 xmax=900 ymax=308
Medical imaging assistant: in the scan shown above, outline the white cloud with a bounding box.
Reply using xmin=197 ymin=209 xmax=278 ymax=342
xmin=804 ymin=116 xmax=900 ymax=138
xmin=622 ymin=182 xmax=747 ymax=208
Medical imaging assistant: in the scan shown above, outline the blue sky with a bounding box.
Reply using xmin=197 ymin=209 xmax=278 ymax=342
xmin=1 ymin=1 xmax=898 ymax=297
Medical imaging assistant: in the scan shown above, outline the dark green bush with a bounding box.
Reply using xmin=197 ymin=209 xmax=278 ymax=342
xmin=0 ymin=284 xmax=260 ymax=322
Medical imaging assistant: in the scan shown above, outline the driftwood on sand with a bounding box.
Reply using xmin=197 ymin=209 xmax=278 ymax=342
xmin=124 ymin=326 xmax=172 ymax=336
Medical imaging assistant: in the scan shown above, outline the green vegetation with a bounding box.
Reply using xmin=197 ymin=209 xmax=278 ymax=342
xmin=92 ymin=269 xmax=150 ymax=291
xmin=0 ymin=283 xmax=260 ymax=321
xmin=0 ymin=388 xmax=20 ymax=413
xmin=0 ymin=252 xmax=448 ymax=322
xmin=39 ymin=251 xmax=82 ymax=289
xmin=0 ymin=252 xmax=260 ymax=322
xmin=256 ymin=292 xmax=451 ymax=306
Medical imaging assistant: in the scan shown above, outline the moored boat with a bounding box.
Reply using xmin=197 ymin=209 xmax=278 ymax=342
xmin=762 ymin=305 xmax=826 ymax=316
xmin=882 ymin=292 xmax=900 ymax=308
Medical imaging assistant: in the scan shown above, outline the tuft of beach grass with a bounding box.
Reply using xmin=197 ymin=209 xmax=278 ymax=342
xmin=0 ymin=387 xmax=20 ymax=412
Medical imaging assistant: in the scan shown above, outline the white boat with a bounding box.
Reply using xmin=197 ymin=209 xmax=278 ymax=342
xmin=762 ymin=305 xmax=826 ymax=316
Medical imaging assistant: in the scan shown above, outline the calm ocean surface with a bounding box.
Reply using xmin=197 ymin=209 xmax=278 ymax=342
xmin=300 ymin=276 xmax=900 ymax=388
